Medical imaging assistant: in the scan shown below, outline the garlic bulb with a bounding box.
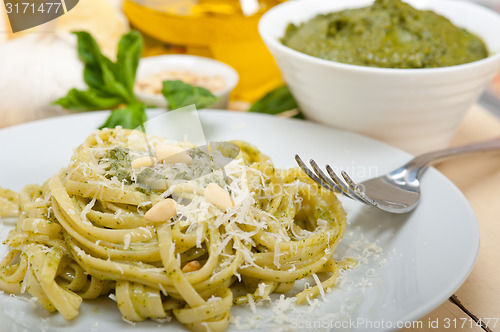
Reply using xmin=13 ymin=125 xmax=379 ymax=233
xmin=0 ymin=32 xmax=85 ymax=128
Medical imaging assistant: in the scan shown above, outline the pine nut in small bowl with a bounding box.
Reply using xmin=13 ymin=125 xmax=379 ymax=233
xmin=259 ymin=0 xmax=500 ymax=154
xmin=135 ymin=54 xmax=239 ymax=109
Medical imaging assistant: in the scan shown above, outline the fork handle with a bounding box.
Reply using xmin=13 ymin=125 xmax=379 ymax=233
xmin=405 ymin=136 xmax=500 ymax=176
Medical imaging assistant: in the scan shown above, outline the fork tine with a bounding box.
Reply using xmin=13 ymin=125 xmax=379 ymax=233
xmin=296 ymin=155 xmax=373 ymax=205
xmin=340 ymin=170 xmax=377 ymax=206
xmin=308 ymin=159 xmax=349 ymax=197
xmin=325 ymin=165 xmax=374 ymax=204
xmin=295 ymin=155 xmax=338 ymax=193
xmin=323 ymin=164 xmax=361 ymax=200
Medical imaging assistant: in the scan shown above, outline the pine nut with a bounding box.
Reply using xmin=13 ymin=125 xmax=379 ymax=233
xmin=155 ymin=143 xmax=192 ymax=164
xmin=204 ymin=183 xmax=234 ymax=210
xmin=181 ymin=261 xmax=201 ymax=273
xmin=144 ymin=198 xmax=177 ymax=223
xmin=131 ymin=156 xmax=156 ymax=169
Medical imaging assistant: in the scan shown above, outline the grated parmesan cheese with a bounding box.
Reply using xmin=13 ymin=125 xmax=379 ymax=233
xmin=158 ymin=283 xmax=167 ymax=296
xmin=312 ymin=273 xmax=327 ymax=302
xmin=79 ymin=197 xmax=96 ymax=224
xmin=123 ymin=233 xmax=131 ymax=250
xmin=257 ymin=283 xmax=267 ymax=297
xmin=247 ymin=294 xmax=257 ymax=315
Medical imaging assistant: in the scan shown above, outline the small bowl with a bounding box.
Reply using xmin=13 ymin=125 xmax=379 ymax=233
xmin=259 ymin=0 xmax=500 ymax=154
xmin=135 ymin=54 xmax=239 ymax=109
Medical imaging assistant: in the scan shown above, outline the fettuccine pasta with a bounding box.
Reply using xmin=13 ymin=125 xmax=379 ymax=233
xmin=0 ymin=128 xmax=347 ymax=331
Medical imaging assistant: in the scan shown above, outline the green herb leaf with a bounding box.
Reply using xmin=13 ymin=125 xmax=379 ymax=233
xmin=73 ymin=31 xmax=102 ymax=76
xmin=55 ymin=31 xmax=142 ymax=112
xmin=54 ymin=88 xmax=123 ymax=111
xmin=248 ymin=85 xmax=303 ymax=118
xmin=99 ymin=103 xmax=147 ymax=130
xmin=99 ymin=58 xmax=133 ymax=103
xmin=74 ymin=31 xmax=118 ymax=95
xmin=55 ymin=31 xmax=227 ymax=130
xmin=162 ymin=80 xmax=218 ymax=110
xmin=115 ymin=31 xmax=143 ymax=96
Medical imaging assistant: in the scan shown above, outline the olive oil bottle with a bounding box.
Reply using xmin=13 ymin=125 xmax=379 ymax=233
xmin=123 ymin=0 xmax=284 ymax=102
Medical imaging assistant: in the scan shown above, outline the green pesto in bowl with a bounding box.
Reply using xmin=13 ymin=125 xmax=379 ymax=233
xmin=281 ymin=0 xmax=488 ymax=68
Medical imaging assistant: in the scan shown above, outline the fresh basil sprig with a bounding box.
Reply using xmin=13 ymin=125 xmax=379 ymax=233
xmin=55 ymin=31 xmax=218 ymax=130
xmin=55 ymin=31 xmax=144 ymax=129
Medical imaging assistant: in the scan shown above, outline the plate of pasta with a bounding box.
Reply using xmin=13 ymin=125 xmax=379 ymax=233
xmin=0 ymin=110 xmax=479 ymax=332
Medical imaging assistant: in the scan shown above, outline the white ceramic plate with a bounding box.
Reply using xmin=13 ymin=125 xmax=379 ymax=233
xmin=0 ymin=111 xmax=479 ymax=332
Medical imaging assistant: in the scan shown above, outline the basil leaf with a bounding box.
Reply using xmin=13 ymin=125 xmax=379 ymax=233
xmin=73 ymin=31 xmax=106 ymax=90
xmin=83 ymin=65 xmax=105 ymax=91
xmin=162 ymin=80 xmax=218 ymax=110
xmin=116 ymin=31 xmax=143 ymax=96
xmin=99 ymin=103 xmax=147 ymax=130
xmin=54 ymin=89 xmax=123 ymax=111
xmin=56 ymin=31 xmax=148 ymax=129
xmin=99 ymin=57 xmax=133 ymax=103
xmin=73 ymin=31 xmax=102 ymax=70
xmin=64 ymin=31 xmax=140 ymax=108
xmin=248 ymin=85 xmax=304 ymax=119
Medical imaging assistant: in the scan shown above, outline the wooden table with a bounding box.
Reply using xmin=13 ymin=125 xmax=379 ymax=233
xmin=1 ymin=104 xmax=499 ymax=331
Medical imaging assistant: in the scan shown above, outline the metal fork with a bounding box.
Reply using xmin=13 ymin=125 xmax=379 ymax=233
xmin=296 ymin=137 xmax=500 ymax=214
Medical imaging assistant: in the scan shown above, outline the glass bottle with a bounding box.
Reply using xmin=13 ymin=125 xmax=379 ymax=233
xmin=123 ymin=0 xmax=284 ymax=102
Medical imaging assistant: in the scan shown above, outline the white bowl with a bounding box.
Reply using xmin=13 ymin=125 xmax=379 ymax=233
xmin=259 ymin=0 xmax=500 ymax=154
xmin=135 ymin=55 xmax=239 ymax=109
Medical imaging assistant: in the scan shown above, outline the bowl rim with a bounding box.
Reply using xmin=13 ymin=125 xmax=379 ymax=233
xmin=135 ymin=54 xmax=239 ymax=98
xmin=259 ymin=0 xmax=500 ymax=75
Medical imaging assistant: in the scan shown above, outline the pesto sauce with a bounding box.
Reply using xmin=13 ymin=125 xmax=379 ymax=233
xmin=281 ymin=0 xmax=488 ymax=68
xmin=102 ymin=148 xmax=166 ymax=195
xmin=102 ymin=147 xmax=133 ymax=184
